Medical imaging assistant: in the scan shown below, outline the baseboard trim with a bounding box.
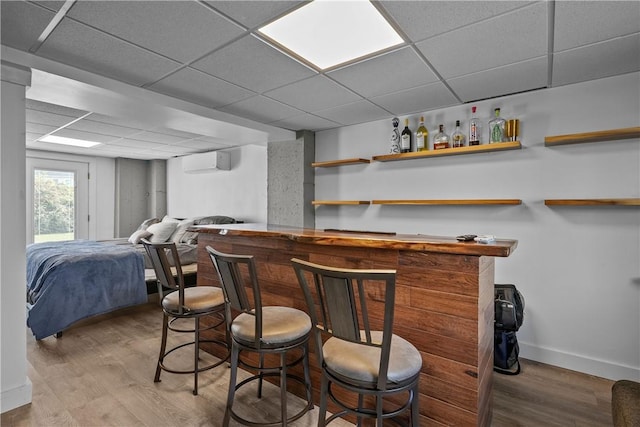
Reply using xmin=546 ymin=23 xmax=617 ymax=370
xmin=1 ymin=378 xmax=32 ymax=414
xmin=519 ymin=342 xmax=640 ymax=381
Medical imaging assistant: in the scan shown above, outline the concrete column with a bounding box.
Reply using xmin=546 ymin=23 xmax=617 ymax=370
xmin=1 ymin=61 xmax=32 ymax=413
xmin=267 ymin=131 xmax=315 ymax=228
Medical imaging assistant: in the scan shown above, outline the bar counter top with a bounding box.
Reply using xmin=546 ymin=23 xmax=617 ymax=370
xmin=192 ymin=223 xmax=518 ymax=258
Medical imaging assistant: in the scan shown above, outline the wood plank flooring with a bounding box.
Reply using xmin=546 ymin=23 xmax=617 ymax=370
xmin=2 ymin=302 xmax=614 ymax=426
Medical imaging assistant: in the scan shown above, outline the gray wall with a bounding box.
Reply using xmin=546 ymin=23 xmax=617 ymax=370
xmin=267 ymin=131 xmax=315 ymax=228
xmin=115 ymin=158 xmax=166 ymax=237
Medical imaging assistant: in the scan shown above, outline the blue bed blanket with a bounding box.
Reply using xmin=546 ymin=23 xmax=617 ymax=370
xmin=26 ymin=240 xmax=147 ymax=340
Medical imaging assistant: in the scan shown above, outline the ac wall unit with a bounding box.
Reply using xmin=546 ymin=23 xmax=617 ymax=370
xmin=182 ymin=151 xmax=230 ymax=173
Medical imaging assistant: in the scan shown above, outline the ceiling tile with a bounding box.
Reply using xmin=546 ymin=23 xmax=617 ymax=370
xmin=26 ymin=123 xmax=58 ymax=135
xmin=265 ymin=75 xmax=361 ymax=112
xmin=51 ymin=128 xmax=119 ymax=144
xmin=106 ymin=138 xmax=167 ymax=150
xmin=370 ymin=82 xmax=458 ymax=116
xmin=83 ymin=113 xmax=151 ymax=130
xmin=149 ymin=67 xmax=254 ymax=108
xmin=328 ymin=47 xmax=438 ymax=98
xmin=26 ymin=110 xmax=78 ymax=127
xmin=219 ymin=95 xmax=303 ymax=124
xmin=37 ymin=18 xmax=182 ymax=86
xmin=448 ymin=56 xmax=548 ymax=102
xmin=552 ymin=34 xmax=640 ymax=87
xmin=26 ymin=99 xmax=88 ymax=117
xmin=67 ymin=1 xmax=245 ymax=63
xmin=26 ymin=132 xmax=43 ymax=142
xmin=0 ymin=1 xmax=55 ymax=51
xmin=67 ymin=119 xmax=143 ymax=138
xmin=192 ymin=35 xmax=315 ymax=93
xmin=204 ymin=1 xmax=306 ymax=29
xmin=415 ymin=2 xmax=548 ymax=79
xmin=122 ymin=131 xmax=187 ymax=144
xmin=152 ymin=127 xmax=203 ymax=140
xmin=315 ymin=100 xmax=390 ymax=126
xmin=270 ymin=113 xmax=340 ymax=132
xmin=380 ymin=1 xmax=533 ymax=43
xmin=554 ymin=1 xmax=640 ymax=51
xmin=32 ymin=1 xmax=66 ymax=12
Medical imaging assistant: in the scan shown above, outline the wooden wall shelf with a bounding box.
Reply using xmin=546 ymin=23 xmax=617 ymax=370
xmin=545 ymin=198 xmax=640 ymax=206
xmin=372 ymin=199 xmax=522 ymax=205
xmin=312 ymin=200 xmax=371 ymax=206
xmin=372 ymin=141 xmax=521 ymax=162
xmin=544 ymin=127 xmax=640 ymax=146
xmin=311 ymin=158 xmax=371 ymax=168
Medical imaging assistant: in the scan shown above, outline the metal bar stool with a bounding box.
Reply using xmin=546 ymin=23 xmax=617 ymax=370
xmin=207 ymin=246 xmax=313 ymax=427
xmin=142 ymin=239 xmax=229 ymax=395
xmin=292 ymin=258 xmax=422 ymax=426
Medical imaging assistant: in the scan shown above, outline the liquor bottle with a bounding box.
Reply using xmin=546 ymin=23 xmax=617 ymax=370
xmin=451 ymin=120 xmax=465 ymax=148
xmin=389 ymin=117 xmax=400 ymax=154
xmin=489 ymin=108 xmax=506 ymax=143
xmin=469 ymin=106 xmax=481 ymax=146
xmin=400 ymin=118 xmax=411 ymax=153
xmin=415 ymin=116 xmax=429 ymax=152
xmin=433 ymin=124 xmax=450 ymax=150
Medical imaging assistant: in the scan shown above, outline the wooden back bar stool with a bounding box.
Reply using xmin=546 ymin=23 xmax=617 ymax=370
xmin=206 ymin=246 xmax=313 ymax=427
xmin=141 ymin=239 xmax=229 ymax=395
xmin=292 ymin=258 xmax=422 ymax=426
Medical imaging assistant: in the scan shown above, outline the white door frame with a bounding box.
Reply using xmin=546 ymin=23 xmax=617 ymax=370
xmin=26 ymin=157 xmax=90 ymax=243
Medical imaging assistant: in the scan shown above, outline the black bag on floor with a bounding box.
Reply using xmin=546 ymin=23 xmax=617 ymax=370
xmin=494 ymin=284 xmax=525 ymax=375
xmin=494 ymin=330 xmax=521 ymax=375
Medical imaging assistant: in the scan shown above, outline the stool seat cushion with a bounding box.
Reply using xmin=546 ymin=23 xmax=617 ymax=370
xmin=323 ymin=331 xmax=422 ymax=385
xmin=232 ymin=306 xmax=311 ymax=346
xmin=162 ymin=286 xmax=224 ymax=313
xmin=612 ymin=379 xmax=640 ymax=427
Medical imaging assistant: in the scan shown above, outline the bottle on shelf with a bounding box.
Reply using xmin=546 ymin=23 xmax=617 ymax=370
xmin=433 ymin=124 xmax=450 ymax=150
xmin=451 ymin=120 xmax=466 ymax=148
xmin=389 ymin=117 xmax=400 ymax=154
xmin=415 ymin=116 xmax=429 ymax=152
xmin=489 ymin=108 xmax=506 ymax=143
xmin=469 ymin=106 xmax=481 ymax=146
xmin=400 ymin=118 xmax=412 ymax=153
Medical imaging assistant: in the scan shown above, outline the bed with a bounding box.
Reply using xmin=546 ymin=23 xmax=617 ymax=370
xmin=26 ymin=215 xmax=236 ymax=340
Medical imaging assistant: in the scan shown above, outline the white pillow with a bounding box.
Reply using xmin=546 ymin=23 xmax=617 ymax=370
xmin=128 ymin=229 xmax=152 ymax=244
xmin=170 ymin=218 xmax=195 ymax=243
xmin=146 ymin=221 xmax=178 ymax=243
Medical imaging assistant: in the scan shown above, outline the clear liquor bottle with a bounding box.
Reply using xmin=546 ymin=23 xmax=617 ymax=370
xmin=469 ymin=106 xmax=481 ymax=146
xmin=451 ymin=120 xmax=465 ymax=148
xmin=400 ymin=118 xmax=412 ymax=153
xmin=415 ymin=116 xmax=428 ymax=152
xmin=433 ymin=124 xmax=450 ymax=150
xmin=389 ymin=117 xmax=400 ymax=154
xmin=489 ymin=108 xmax=506 ymax=143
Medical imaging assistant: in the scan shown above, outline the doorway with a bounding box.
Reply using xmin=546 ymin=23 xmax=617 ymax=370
xmin=26 ymin=158 xmax=89 ymax=244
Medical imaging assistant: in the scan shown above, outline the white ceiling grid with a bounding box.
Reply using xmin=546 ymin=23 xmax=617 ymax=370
xmin=1 ymin=0 xmax=639 ymax=159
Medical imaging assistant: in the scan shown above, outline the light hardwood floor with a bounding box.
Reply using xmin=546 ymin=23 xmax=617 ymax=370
xmin=2 ymin=303 xmax=614 ymax=427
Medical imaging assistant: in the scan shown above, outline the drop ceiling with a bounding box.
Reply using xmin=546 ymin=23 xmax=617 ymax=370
xmin=2 ymin=0 xmax=639 ymax=160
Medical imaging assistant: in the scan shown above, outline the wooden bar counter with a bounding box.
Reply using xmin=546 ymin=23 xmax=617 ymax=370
xmin=195 ymin=223 xmax=518 ymax=426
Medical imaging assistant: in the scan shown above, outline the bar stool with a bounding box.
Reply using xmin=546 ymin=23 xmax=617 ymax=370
xmin=292 ymin=258 xmax=422 ymax=426
xmin=141 ymin=239 xmax=229 ymax=395
xmin=206 ymin=246 xmax=313 ymax=427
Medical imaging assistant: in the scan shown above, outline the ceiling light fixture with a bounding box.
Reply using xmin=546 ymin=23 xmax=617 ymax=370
xmin=258 ymin=0 xmax=403 ymax=70
xmin=39 ymin=135 xmax=102 ymax=148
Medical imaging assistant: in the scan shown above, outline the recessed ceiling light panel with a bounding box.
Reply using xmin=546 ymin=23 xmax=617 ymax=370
xmin=39 ymin=135 xmax=102 ymax=148
xmin=259 ymin=0 xmax=403 ymax=70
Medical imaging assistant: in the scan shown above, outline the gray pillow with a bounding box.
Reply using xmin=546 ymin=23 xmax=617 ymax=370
xmin=146 ymin=221 xmax=178 ymax=243
xmin=193 ymin=215 xmax=236 ymax=225
xmin=136 ymin=217 xmax=160 ymax=231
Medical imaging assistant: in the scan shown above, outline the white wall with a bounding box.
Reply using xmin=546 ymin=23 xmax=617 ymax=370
xmin=166 ymin=145 xmax=267 ymax=223
xmin=314 ymin=72 xmax=640 ymax=381
xmin=26 ymin=150 xmax=116 ymax=240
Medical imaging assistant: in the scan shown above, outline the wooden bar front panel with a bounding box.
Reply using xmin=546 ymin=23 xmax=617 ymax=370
xmin=198 ymin=233 xmax=495 ymax=426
